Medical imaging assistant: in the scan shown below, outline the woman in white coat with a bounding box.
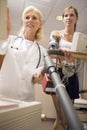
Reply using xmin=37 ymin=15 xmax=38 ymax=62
xmin=0 ymin=6 xmax=46 ymax=102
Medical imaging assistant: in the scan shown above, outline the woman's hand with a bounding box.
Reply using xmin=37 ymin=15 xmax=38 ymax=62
xmin=59 ymin=48 xmax=74 ymax=62
xmin=32 ymin=67 xmax=44 ymax=84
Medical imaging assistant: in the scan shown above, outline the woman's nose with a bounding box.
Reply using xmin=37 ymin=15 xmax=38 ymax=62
xmin=67 ymin=15 xmax=71 ymax=19
xmin=28 ymin=17 xmax=32 ymax=21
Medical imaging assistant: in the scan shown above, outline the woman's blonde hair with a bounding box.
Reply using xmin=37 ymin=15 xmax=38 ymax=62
xmin=62 ymin=6 xmax=78 ymax=31
xmin=19 ymin=6 xmax=43 ymax=41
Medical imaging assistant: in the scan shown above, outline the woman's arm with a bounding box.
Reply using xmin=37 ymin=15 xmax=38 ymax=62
xmin=48 ymin=31 xmax=60 ymax=49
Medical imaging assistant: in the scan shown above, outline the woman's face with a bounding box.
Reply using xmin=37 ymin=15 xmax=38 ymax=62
xmin=23 ymin=11 xmax=42 ymax=34
xmin=63 ymin=8 xmax=78 ymax=28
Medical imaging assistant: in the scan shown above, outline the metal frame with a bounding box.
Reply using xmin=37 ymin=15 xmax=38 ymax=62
xmin=44 ymin=50 xmax=86 ymax=130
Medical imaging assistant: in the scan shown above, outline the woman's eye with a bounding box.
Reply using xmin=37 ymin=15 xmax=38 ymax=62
xmin=64 ymin=13 xmax=74 ymax=17
xmin=64 ymin=14 xmax=68 ymax=17
xmin=25 ymin=16 xmax=38 ymax=20
xmin=26 ymin=16 xmax=30 ymax=19
xmin=70 ymin=14 xmax=74 ymax=17
xmin=32 ymin=16 xmax=38 ymax=20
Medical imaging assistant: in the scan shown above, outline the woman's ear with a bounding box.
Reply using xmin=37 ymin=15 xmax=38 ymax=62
xmin=39 ymin=19 xmax=44 ymax=27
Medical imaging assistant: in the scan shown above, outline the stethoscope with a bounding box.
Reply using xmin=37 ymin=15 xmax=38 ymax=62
xmin=10 ymin=36 xmax=23 ymax=50
xmin=10 ymin=36 xmax=41 ymax=68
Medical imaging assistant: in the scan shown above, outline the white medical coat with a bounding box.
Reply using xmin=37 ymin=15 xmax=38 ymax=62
xmin=0 ymin=35 xmax=46 ymax=101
